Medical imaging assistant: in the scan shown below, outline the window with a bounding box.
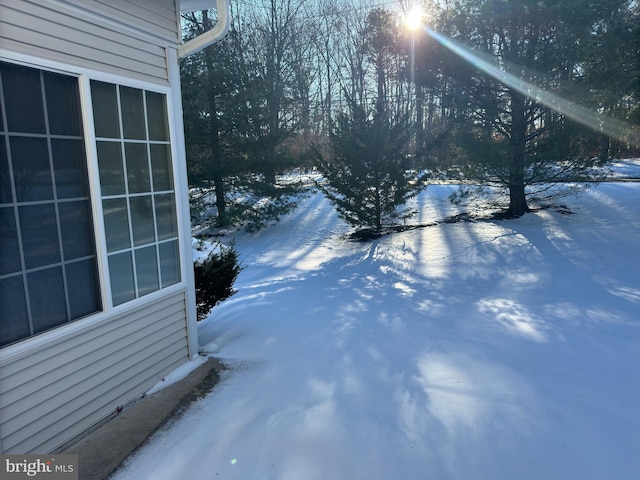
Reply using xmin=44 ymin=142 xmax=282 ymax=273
xmin=91 ymin=81 xmax=181 ymax=306
xmin=0 ymin=60 xmax=183 ymax=348
xmin=0 ymin=61 xmax=101 ymax=347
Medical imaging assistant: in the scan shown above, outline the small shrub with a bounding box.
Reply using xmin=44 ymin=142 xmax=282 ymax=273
xmin=194 ymin=241 xmax=243 ymax=320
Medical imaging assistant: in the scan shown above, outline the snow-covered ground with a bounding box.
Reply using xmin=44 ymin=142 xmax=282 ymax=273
xmin=607 ymin=158 xmax=640 ymax=179
xmin=115 ymin=162 xmax=640 ymax=480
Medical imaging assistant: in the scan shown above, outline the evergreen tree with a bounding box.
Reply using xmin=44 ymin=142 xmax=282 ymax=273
xmin=432 ymin=0 xmax=637 ymax=216
xmin=181 ymin=7 xmax=308 ymax=231
xmin=576 ymin=0 xmax=640 ymax=159
xmin=317 ymin=102 xmax=427 ymax=233
xmin=316 ymin=8 xmax=427 ymax=234
xmin=181 ymin=10 xmax=243 ymax=227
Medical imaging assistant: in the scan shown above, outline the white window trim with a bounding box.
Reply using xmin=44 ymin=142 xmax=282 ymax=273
xmin=0 ymin=49 xmax=192 ymax=359
xmin=167 ymin=46 xmax=198 ymax=359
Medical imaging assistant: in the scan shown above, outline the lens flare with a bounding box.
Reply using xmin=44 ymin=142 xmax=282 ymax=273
xmin=404 ymin=5 xmax=425 ymax=31
xmin=423 ymin=27 xmax=640 ymax=147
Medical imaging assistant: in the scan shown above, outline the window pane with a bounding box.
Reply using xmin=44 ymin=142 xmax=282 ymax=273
xmin=66 ymin=259 xmax=101 ymax=319
xmin=159 ymin=240 xmax=180 ymax=287
xmin=44 ymin=71 xmax=83 ymax=136
xmin=155 ymin=193 xmax=178 ymax=240
xmin=125 ymin=143 xmax=150 ymax=193
xmin=0 ymin=64 xmax=102 ymax=343
xmin=92 ymin=82 xmax=178 ymax=308
xmin=130 ymin=195 xmax=155 ymax=246
xmin=28 ymin=267 xmax=67 ymax=333
xmin=109 ymin=251 xmax=135 ymax=306
xmin=59 ymin=200 xmax=95 ymax=259
xmin=0 ymin=207 xmax=22 ymax=275
xmin=19 ymin=204 xmax=61 ymax=269
xmin=150 ymin=144 xmax=173 ymax=192
xmin=146 ymin=91 xmax=169 ymax=141
xmin=91 ymin=80 xmax=120 ymax=138
xmin=11 ymin=136 xmax=53 ymax=202
xmin=120 ymin=86 xmax=146 ymax=140
xmin=135 ymin=245 xmax=159 ymax=296
xmin=52 ymin=139 xmax=89 ymax=199
xmin=0 ymin=275 xmax=29 ymax=347
xmin=0 ymin=137 xmax=12 ymax=204
xmin=97 ymin=141 xmax=125 ymax=195
xmin=1 ymin=62 xmax=46 ymax=134
xmin=103 ymin=198 xmax=131 ymax=252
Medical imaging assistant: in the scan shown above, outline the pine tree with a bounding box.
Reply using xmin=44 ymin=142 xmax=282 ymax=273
xmin=317 ymin=102 xmax=427 ymax=234
xmin=433 ymin=0 xmax=637 ymax=217
xmin=181 ymin=7 xmax=309 ymax=232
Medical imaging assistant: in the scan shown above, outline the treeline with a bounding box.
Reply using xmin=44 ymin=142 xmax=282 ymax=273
xmin=181 ymin=0 xmax=640 ymax=230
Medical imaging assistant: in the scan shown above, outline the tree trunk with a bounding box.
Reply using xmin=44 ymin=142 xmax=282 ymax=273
xmin=506 ymin=183 xmax=528 ymax=217
xmin=376 ymin=52 xmax=386 ymax=121
xmin=202 ymin=11 xmax=227 ymax=225
xmin=415 ymin=83 xmax=424 ymax=155
xmin=505 ymin=91 xmax=529 ymax=218
xmin=212 ymin=169 xmax=226 ymax=225
xmin=374 ymin=187 xmax=382 ymax=231
xmin=599 ymin=135 xmax=610 ymax=162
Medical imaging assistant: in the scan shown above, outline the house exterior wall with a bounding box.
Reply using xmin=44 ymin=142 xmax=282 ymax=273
xmin=0 ymin=0 xmax=198 ymax=454
xmin=0 ymin=290 xmax=188 ymax=453
xmin=0 ymin=0 xmax=179 ymax=85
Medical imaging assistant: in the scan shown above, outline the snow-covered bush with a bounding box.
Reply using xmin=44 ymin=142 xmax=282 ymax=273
xmin=193 ymin=239 xmax=242 ymax=320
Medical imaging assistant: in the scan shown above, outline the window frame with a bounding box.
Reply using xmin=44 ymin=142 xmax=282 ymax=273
xmin=0 ymin=52 xmax=188 ymax=351
xmin=82 ymin=68 xmax=186 ymax=313
xmin=86 ymin=78 xmax=182 ymax=308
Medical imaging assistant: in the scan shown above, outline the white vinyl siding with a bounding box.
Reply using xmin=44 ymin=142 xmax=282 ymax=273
xmin=63 ymin=0 xmax=180 ymax=42
xmin=0 ymin=0 xmax=197 ymax=455
xmin=0 ymin=56 xmax=194 ymax=451
xmin=0 ymin=290 xmax=189 ymax=454
xmin=0 ymin=0 xmax=179 ymax=86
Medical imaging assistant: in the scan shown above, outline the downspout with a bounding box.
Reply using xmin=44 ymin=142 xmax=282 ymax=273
xmin=173 ymin=1 xmax=230 ymax=358
xmin=178 ymin=0 xmax=231 ymax=59
xmin=167 ymin=48 xmax=199 ymax=360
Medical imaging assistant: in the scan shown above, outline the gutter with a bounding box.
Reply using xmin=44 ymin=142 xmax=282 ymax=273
xmin=178 ymin=0 xmax=231 ymax=58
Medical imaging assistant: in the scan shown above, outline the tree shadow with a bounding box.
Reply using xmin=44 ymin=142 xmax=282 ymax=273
xmin=191 ymin=187 xmax=640 ymax=478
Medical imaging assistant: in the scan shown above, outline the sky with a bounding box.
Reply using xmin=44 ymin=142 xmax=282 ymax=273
xmin=114 ymin=162 xmax=640 ymax=480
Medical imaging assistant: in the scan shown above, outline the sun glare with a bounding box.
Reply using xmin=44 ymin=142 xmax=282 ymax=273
xmin=424 ymin=27 xmax=640 ymax=147
xmin=404 ymin=5 xmax=425 ymax=31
